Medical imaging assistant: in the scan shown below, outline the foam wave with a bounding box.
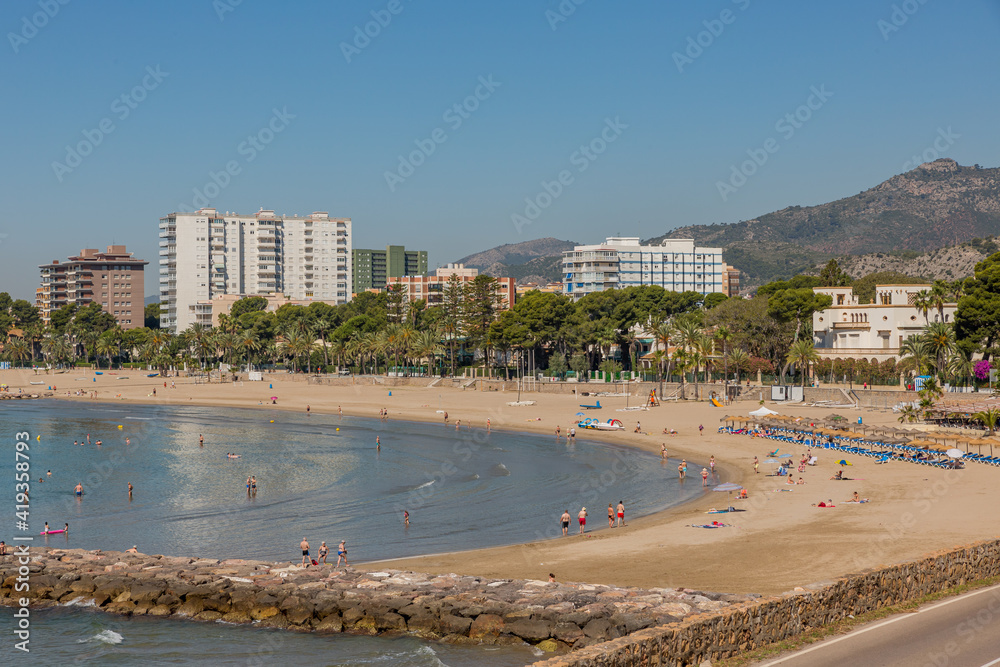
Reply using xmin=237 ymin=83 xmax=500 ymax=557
xmin=491 ymin=463 xmax=510 ymax=476
xmin=414 ymin=480 xmax=435 ymax=490
xmin=79 ymin=629 xmax=123 ymax=645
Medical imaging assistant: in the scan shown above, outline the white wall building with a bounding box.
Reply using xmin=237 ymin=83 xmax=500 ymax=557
xmin=562 ymin=237 xmax=725 ymax=300
xmin=159 ymin=208 xmax=351 ymax=332
xmin=812 ymin=284 xmax=957 ymax=362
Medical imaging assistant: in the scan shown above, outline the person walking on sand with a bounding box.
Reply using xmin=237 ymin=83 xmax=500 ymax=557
xmin=754 ymin=456 xmax=759 ymax=474
xmin=300 ymin=538 xmax=310 ymax=567
xmin=578 ymin=507 xmax=588 ymax=534
xmin=616 ymin=501 xmax=625 ymax=527
xmin=608 ymin=503 xmax=615 ymax=528
xmin=710 ymin=455 xmax=716 ymax=475
xmin=336 ymin=540 xmax=348 ymax=567
xmin=560 ymin=509 xmax=570 ymax=536
xmin=699 ymin=424 xmax=704 ymax=436
xmin=444 ymin=412 xmax=448 ymax=424
xmin=701 ymin=467 xmax=709 ymax=486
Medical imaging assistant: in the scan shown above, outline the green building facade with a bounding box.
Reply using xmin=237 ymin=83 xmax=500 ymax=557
xmin=352 ymin=245 xmax=428 ymax=292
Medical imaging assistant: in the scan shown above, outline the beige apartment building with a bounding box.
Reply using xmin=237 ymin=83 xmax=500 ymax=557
xmin=38 ymin=245 xmax=148 ymax=329
xmin=387 ymin=264 xmax=515 ymax=309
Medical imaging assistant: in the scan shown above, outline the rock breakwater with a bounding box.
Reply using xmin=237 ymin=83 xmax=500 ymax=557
xmin=2 ymin=548 xmax=751 ymax=653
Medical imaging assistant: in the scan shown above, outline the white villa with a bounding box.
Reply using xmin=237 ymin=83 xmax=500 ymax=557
xmin=811 ymin=284 xmax=957 ymax=362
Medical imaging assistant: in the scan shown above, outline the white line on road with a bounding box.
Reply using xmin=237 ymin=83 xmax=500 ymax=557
xmin=758 ymin=583 xmax=1000 ymax=666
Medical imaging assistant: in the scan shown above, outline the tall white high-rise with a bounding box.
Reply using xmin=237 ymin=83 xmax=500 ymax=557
xmin=158 ymin=208 xmax=352 ymax=332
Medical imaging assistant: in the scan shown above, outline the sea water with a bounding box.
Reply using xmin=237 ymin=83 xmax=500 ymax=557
xmin=0 ymin=400 xmax=706 ymax=664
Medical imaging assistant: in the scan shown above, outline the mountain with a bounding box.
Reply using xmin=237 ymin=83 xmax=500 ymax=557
xmin=647 ymin=159 xmax=1000 ymax=285
xmin=456 ymin=237 xmax=576 ymax=284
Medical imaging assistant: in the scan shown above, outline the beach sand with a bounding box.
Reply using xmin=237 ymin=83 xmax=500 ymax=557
xmin=9 ymin=368 xmax=999 ymax=595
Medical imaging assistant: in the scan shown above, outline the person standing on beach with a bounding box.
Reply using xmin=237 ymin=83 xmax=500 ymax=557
xmin=336 ymin=540 xmax=348 ymax=567
xmin=578 ymin=507 xmax=588 ymax=534
xmin=300 ymin=538 xmax=310 ymax=567
xmin=486 ymin=418 xmax=491 ymax=432
xmin=608 ymin=504 xmax=615 ymax=527
xmin=306 ymin=405 xmax=310 ymax=415
xmin=444 ymin=412 xmax=449 ymax=424
xmin=338 ymin=406 xmax=342 ymax=416
xmin=699 ymin=424 xmax=704 ymax=436
xmin=709 ymin=456 xmax=716 ymax=475
xmin=616 ymin=501 xmax=625 ymax=527
xmin=754 ymin=456 xmax=759 ymax=474
xmin=555 ymin=425 xmax=560 ymax=439
xmin=560 ymin=509 xmax=570 ymax=536
xmin=661 ymin=444 xmax=667 ymax=460
xmin=569 ymin=427 xmax=575 ymax=440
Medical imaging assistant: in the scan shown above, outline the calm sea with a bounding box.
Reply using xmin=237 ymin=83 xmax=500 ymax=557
xmin=0 ymin=400 xmax=706 ymax=665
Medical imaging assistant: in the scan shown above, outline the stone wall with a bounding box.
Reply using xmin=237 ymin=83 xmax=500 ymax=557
xmin=1 ymin=549 xmax=747 ymax=655
xmin=534 ymin=538 xmax=1000 ymax=666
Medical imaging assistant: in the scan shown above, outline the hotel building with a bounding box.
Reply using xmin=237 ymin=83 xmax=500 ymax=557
xmin=352 ymin=245 xmax=428 ymax=293
xmin=386 ymin=264 xmax=515 ymax=309
xmin=159 ymin=208 xmax=351 ymax=333
xmin=38 ymin=245 xmax=148 ymax=329
xmin=562 ymin=237 xmax=727 ymax=301
xmin=811 ymin=284 xmax=957 ymax=362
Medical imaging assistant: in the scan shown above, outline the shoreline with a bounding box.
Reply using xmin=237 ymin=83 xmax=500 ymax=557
xmin=7 ymin=368 xmax=1000 ymax=595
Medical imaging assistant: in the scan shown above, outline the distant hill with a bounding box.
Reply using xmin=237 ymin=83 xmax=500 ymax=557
xmin=144 ymin=295 xmax=161 ymax=306
xmin=457 ymin=237 xmax=576 ymax=284
xmin=826 ymin=236 xmax=998 ymax=282
xmin=646 ymin=159 xmax=1000 ymax=285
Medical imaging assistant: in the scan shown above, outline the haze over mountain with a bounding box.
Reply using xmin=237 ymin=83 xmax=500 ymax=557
xmin=456 ymin=238 xmax=576 ymax=285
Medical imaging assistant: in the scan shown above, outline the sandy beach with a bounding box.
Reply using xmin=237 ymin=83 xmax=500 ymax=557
xmin=7 ymin=368 xmax=999 ymax=596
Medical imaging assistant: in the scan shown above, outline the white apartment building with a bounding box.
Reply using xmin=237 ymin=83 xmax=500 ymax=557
xmin=811 ymin=284 xmax=957 ymax=362
xmin=159 ymin=208 xmax=351 ymax=332
xmin=562 ymin=237 xmax=725 ymax=300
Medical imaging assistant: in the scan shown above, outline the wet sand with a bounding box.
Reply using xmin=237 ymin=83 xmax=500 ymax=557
xmin=9 ymin=368 xmax=999 ymax=595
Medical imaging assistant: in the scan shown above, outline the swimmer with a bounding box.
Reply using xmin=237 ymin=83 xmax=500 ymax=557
xmin=128 ymin=482 xmax=133 ymax=497
xmin=47 ymin=470 xmax=51 ymax=477
xmin=404 ymin=510 xmax=409 ymax=526
xmin=661 ymin=444 xmax=667 ymax=460
xmin=74 ymin=483 xmax=83 ymax=496
xmin=125 ymin=438 xmax=130 ymax=445
xmin=64 ymin=523 xmax=69 ymax=533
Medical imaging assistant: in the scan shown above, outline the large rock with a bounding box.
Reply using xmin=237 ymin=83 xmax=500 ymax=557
xmin=441 ymin=613 xmax=473 ymax=635
xmin=128 ymin=584 xmax=163 ymax=603
xmin=194 ymin=610 xmax=223 ymax=621
xmin=406 ymin=613 xmax=442 ymax=637
xmin=314 ymin=614 xmax=344 ymax=633
xmin=221 ymin=610 xmax=251 ymax=624
xmin=507 ymin=619 xmax=553 ymax=643
xmin=250 ymin=606 xmax=280 ymax=621
xmin=469 ymin=614 xmax=505 ymax=640
xmin=552 ymin=622 xmax=585 ymax=644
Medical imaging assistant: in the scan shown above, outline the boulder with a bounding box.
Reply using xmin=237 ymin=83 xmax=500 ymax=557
xmin=341 ymin=607 xmax=366 ymax=627
xmin=469 ymin=614 xmax=505 ymax=640
xmin=221 ymin=610 xmax=252 ymax=624
xmin=552 ymin=622 xmax=584 ymax=644
xmin=314 ymin=614 xmax=344 ymax=633
xmin=536 ymin=638 xmax=560 ymax=653
xmin=148 ymin=604 xmax=173 ymax=617
xmin=194 ymin=610 xmax=223 ymax=622
xmin=250 ymin=606 xmax=280 ymax=621
xmin=440 ymin=614 xmax=473 ymax=635
xmin=128 ymin=584 xmax=163 ymax=603
xmin=507 ymin=619 xmax=552 ymax=643
xmin=583 ymin=618 xmax=613 ymax=640
xmin=406 ymin=613 xmax=442 ymax=637
xmin=176 ymin=598 xmax=205 ymax=617
xmin=376 ymin=612 xmax=407 ymax=632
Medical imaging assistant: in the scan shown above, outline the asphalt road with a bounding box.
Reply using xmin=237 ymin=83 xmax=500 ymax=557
xmin=754 ymin=583 xmax=1000 ymax=667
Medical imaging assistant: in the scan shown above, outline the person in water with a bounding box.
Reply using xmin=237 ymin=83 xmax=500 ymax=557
xmin=74 ymin=483 xmax=83 ymax=496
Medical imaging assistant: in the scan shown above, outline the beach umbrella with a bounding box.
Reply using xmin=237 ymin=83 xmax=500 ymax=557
xmin=576 ymin=412 xmax=585 ymax=417
xmin=946 ymin=448 xmax=964 ymax=459
xmin=838 ymin=459 xmax=852 ymax=467
xmin=712 ymin=482 xmax=743 ymax=510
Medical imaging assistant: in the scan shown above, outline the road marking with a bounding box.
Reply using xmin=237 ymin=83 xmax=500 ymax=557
xmin=759 ymin=583 xmax=1000 ymax=666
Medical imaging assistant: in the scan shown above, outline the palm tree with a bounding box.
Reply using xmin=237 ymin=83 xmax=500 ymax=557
xmin=727 ymin=347 xmax=749 ymax=385
xmin=785 ymin=339 xmax=819 ymax=388
xmin=95 ymin=334 xmax=117 ymax=370
xmin=652 ymin=319 xmax=675 ymax=394
xmin=5 ymin=338 xmax=30 ymax=367
xmin=973 ymin=407 xmax=1000 ymax=437
xmin=237 ymin=330 xmax=261 ymax=370
xmin=899 ymin=335 xmax=932 ymax=377
xmin=715 ymin=325 xmax=733 ymax=383
xmin=929 ymin=281 xmax=949 ymax=322
xmin=913 ymin=290 xmax=932 ymax=325
xmin=674 ymin=318 xmax=702 ymax=399
xmin=412 ymin=330 xmax=443 ymax=375
xmin=313 ymin=318 xmax=332 ymax=369
xmin=898 ymin=405 xmax=919 ymax=423
xmin=922 ymin=322 xmax=955 ymax=383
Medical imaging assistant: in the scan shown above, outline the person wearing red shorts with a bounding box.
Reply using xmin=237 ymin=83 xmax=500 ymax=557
xmin=578 ymin=507 xmax=588 ymax=534
xmin=616 ymin=501 xmax=625 ymax=527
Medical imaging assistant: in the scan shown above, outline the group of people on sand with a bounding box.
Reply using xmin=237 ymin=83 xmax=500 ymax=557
xmin=560 ymin=502 xmax=627 ymax=536
xmin=300 ymin=538 xmax=348 ymax=567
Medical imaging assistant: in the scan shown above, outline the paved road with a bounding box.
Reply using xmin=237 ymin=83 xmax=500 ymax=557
xmin=755 ymin=583 xmax=1000 ymax=667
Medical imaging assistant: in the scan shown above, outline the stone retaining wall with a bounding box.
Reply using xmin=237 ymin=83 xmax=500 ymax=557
xmin=534 ymin=538 xmax=1000 ymax=666
xmin=1 ymin=549 xmax=748 ymax=655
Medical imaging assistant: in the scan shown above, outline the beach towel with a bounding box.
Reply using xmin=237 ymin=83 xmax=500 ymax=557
xmin=691 ymin=523 xmax=730 ymax=528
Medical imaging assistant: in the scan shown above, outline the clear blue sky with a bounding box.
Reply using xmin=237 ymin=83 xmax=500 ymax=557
xmin=2 ymin=0 xmax=998 ymax=299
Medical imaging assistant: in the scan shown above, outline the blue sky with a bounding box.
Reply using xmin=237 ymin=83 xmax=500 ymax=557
xmin=1 ymin=0 xmax=998 ymax=299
